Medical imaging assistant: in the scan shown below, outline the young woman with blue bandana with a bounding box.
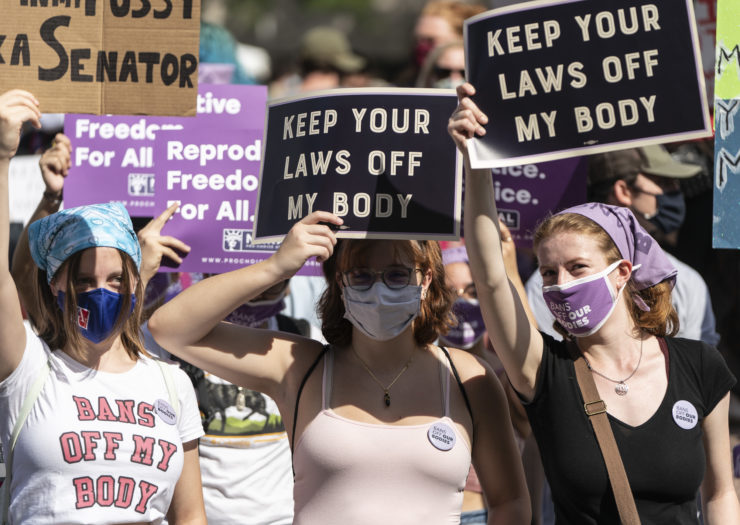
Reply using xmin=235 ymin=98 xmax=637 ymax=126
xmin=0 ymin=90 xmax=206 ymax=524
xmin=149 ymin=216 xmax=531 ymax=522
xmin=449 ymin=83 xmax=740 ymax=524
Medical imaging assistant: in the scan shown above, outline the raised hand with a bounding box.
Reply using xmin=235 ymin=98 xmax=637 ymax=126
xmin=271 ymin=211 xmax=342 ymax=279
xmin=447 ymin=83 xmax=488 ymax=157
xmin=39 ymin=133 xmax=72 ymax=198
xmin=137 ymin=202 xmax=191 ymax=286
xmin=0 ymin=90 xmax=41 ymax=161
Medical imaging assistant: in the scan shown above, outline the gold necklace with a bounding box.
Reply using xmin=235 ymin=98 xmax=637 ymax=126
xmin=352 ymin=348 xmax=414 ymax=407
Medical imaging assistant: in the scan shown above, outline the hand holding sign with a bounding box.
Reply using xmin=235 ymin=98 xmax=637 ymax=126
xmin=137 ymin=202 xmax=191 ymax=287
xmin=0 ymin=90 xmax=40 ymax=160
xmin=271 ymin=211 xmax=341 ymax=280
xmin=464 ymin=0 xmax=711 ymax=167
xmin=255 ymin=89 xmax=460 ymax=242
xmin=448 ymin=84 xmax=488 ymax=159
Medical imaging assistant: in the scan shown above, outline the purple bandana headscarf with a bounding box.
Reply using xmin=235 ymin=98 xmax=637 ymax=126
xmin=556 ymin=203 xmax=677 ymax=291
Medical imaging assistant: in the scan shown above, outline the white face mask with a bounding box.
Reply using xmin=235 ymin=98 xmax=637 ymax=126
xmin=342 ymin=282 xmax=422 ymax=341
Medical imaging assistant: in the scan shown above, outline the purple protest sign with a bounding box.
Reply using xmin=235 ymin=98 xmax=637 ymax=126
xmin=490 ymin=157 xmax=587 ymax=247
xmin=64 ymin=84 xmax=267 ymax=216
xmin=153 ymin=128 xmax=322 ymax=275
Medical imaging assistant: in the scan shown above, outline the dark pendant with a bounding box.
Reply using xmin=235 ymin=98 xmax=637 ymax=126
xmin=384 ymin=391 xmax=391 ymax=407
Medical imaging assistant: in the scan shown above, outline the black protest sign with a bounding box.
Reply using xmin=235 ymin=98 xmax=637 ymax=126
xmin=253 ymin=89 xmax=461 ymax=242
xmin=464 ymin=0 xmax=712 ymax=168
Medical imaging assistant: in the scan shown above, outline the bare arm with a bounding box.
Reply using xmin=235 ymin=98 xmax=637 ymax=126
xmin=700 ymin=393 xmax=740 ymax=524
xmin=0 ymin=90 xmax=41 ymax=381
xmin=454 ymin=350 xmax=530 ymax=524
xmin=165 ymin=439 xmax=207 ymax=524
xmin=11 ymin=133 xmax=70 ymax=320
xmin=499 ymin=220 xmax=537 ymax=326
xmin=147 ymin=211 xmax=341 ymax=399
xmin=449 ymin=83 xmax=543 ymax=400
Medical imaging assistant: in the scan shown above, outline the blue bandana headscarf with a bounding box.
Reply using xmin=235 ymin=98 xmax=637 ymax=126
xmin=28 ymin=203 xmax=142 ymax=283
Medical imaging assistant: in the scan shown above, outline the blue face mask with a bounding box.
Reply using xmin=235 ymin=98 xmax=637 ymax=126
xmin=57 ymin=288 xmax=135 ymax=343
xmin=648 ymin=191 xmax=686 ymax=234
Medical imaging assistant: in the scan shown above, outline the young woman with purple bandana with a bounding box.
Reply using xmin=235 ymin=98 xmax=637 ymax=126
xmin=449 ymin=82 xmax=740 ymax=524
xmin=0 ymin=90 xmax=206 ymax=524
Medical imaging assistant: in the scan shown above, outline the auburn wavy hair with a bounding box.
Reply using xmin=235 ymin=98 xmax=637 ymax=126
xmin=533 ymin=213 xmax=678 ymax=339
xmin=31 ymin=249 xmax=147 ymax=359
xmin=318 ymin=239 xmax=457 ymax=347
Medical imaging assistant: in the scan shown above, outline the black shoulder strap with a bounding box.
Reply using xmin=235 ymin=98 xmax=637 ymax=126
xmin=439 ymin=346 xmax=474 ymax=428
xmin=291 ymin=344 xmax=330 ymax=456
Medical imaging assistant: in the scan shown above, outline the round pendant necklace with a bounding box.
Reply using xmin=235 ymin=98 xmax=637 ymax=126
xmin=582 ymin=337 xmax=643 ymax=396
xmin=352 ymin=347 xmax=414 ymax=407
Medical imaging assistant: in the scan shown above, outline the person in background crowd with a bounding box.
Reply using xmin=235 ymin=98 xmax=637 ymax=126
xmin=451 ymin=82 xmax=739 ymax=524
xmin=149 ymin=209 xmax=531 ymax=524
xmin=526 ymin=145 xmax=720 ymax=346
xmin=0 ymin=90 xmax=206 ymax=524
xmin=269 ymin=26 xmax=367 ymax=98
xmin=199 ymin=21 xmax=255 ymax=85
xmin=416 ymin=40 xmax=466 ymax=89
xmin=659 ymin=140 xmax=740 ymax=402
xmin=398 ymin=1 xmax=485 ymax=86
xmin=442 ymin=236 xmax=543 ymax=525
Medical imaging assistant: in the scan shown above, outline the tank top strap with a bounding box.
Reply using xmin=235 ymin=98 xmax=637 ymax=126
xmin=322 ymin=346 xmax=335 ymax=410
xmin=435 ymin=346 xmax=452 ymax=418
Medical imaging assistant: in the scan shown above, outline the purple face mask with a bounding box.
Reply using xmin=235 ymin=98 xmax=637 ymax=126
xmin=225 ymin=296 xmax=286 ymax=327
xmin=542 ymin=260 xmax=625 ymax=337
xmin=439 ymin=298 xmax=486 ymax=349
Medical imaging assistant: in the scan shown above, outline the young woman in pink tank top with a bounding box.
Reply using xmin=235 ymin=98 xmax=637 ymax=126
xmin=149 ymin=211 xmax=530 ymax=524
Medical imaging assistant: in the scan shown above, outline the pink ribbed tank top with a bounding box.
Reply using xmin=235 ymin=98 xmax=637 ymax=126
xmin=292 ymin=347 xmax=472 ymax=525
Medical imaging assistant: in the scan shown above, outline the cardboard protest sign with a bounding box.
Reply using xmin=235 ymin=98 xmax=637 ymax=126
xmin=254 ymin=88 xmax=461 ymax=243
xmin=64 ymin=84 xmax=266 ymax=215
xmin=1 ymin=0 xmax=200 ymax=115
xmin=464 ymin=0 xmax=712 ymax=168
xmin=491 ymin=157 xmax=587 ymax=247
xmin=712 ymin=0 xmax=740 ymax=249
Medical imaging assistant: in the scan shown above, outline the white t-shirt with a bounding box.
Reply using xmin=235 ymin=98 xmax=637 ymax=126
xmin=0 ymin=325 xmax=203 ymax=524
xmin=142 ymin=318 xmax=294 ymax=525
